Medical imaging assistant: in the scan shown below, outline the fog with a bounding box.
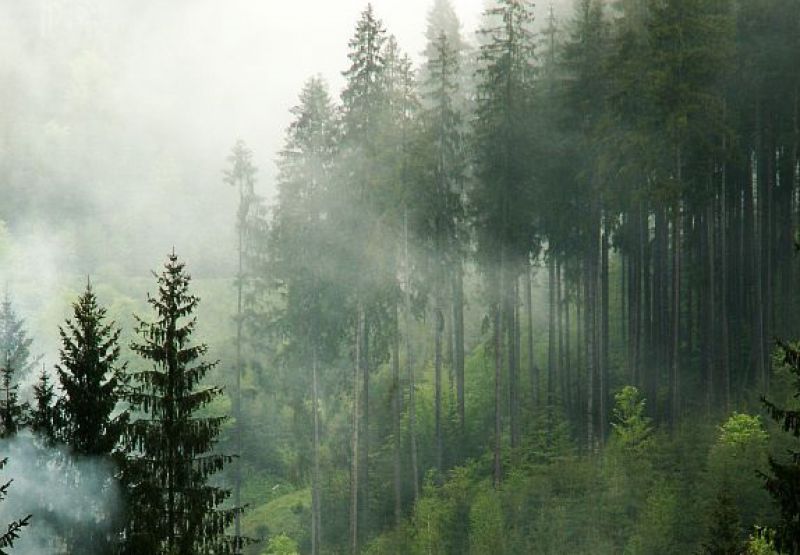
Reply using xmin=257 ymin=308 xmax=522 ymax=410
xmin=0 ymin=433 xmax=119 ymax=555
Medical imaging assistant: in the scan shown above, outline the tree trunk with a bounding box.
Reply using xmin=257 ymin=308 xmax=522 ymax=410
xmin=392 ymin=304 xmax=402 ymax=527
xmin=600 ymin=222 xmax=609 ymax=444
xmin=350 ymin=309 xmax=361 ymax=555
xmin=404 ymin=210 xmax=419 ymax=503
xmin=526 ymin=262 xmax=536 ymax=409
xmin=312 ymin=346 xmax=322 ymax=555
xmin=453 ymin=262 xmax=465 ymax=434
xmin=434 ymin=299 xmax=444 ymax=479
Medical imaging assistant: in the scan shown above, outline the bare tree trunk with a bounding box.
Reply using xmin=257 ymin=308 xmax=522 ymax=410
xmin=508 ymin=273 xmax=519 ymax=449
xmin=493 ymin=256 xmax=505 ymax=488
xmin=434 ymin=299 xmax=444 ymax=480
xmin=350 ymin=309 xmax=361 ymax=555
xmin=526 ymin=262 xmax=536 ymax=409
xmin=392 ymin=304 xmax=402 ymax=527
xmin=312 ymin=346 xmax=322 ymax=555
xmin=600 ymin=223 xmax=609 ymax=444
xmin=557 ymin=259 xmax=565 ymax=409
xmin=706 ymin=203 xmax=716 ymax=415
xmin=585 ymin=258 xmax=594 ymax=451
xmin=453 ymin=263 xmax=465 ymax=434
xmin=404 ymin=210 xmax=419 ymax=503
xmin=361 ymin=312 xmax=369 ymax=537
xmin=547 ymin=256 xmax=556 ymax=439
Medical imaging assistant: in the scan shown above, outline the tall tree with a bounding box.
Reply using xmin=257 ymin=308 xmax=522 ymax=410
xmin=761 ymin=336 xmax=800 ymax=554
xmin=268 ymin=76 xmax=339 ymax=555
xmin=223 ymin=138 xmax=258 ymax=547
xmin=473 ymin=0 xmax=537 ymax=485
xmin=0 ymin=294 xmax=36 ymax=437
xmin=122 ymin=252 xmax=244 ymax=554
xmin=29 ymin=365 xmax=59 ymax=446
xmin=56 ymin=281 xmax=128 ymax=456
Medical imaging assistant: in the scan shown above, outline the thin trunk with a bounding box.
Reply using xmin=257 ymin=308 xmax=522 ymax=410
xmin=434 ymin=301 xmax=443 ymax=479
xmin=600 ymin=223 xmax=609 ymax=444
xmin=350 ymin=309 xmax=361 ymax=555
xmin=585 ymin=259 xmax=594 ymax=451
xmin=453 ymin=263 xmax=465 ymax=434
xmin=404 ymin=210 xmax=419 ymax=503
xmin=493 ymin=253 xmax=505 ymax=488
xmin=706 ymin=203 xmax=715 ymax=414
xmin=547 ymin=256 xmax=556 ymax=438
xmin=557 ymin=260 xmax=565 ymax=408
xmin=392 ymin=304 xmax=402 ymax=527
xmin=508 ymin=273 xmax=520 ymax=449
xmin=526 ymin=262 xmax=536 ymax=408
xmin=671 ymin=146 xmax=682 ymax=429
xmin=312 ymin=346 xmax=322 ymax=555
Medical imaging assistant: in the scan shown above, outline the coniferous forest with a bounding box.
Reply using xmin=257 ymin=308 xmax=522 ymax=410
xmin=2 ymin=0 xmax=800 ymax=553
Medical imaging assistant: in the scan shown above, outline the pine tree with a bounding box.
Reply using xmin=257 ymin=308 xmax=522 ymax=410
xmin=473 ymin=0 xmax=537 ymax=486
xmin=0 ymin=355 xmax=24 ymax=439
xmin=761 ymin=337 xmax=800 ymax=554
xmin=0 ymin=295 xmax=37 ymax=438
xmin=223 ymin=138 xmax=258 ymax=547
xmin=0 ymin=294 xmax=36 ymax=380
xmin=29 ymin=365 xmax=59 ymax=446
xmin=268 ymin=76 xmax=340 ymax=555
xmin=0 ymin=458 xmax=31 ymax=555
xmin=56 ymin=281 xmax=128 ymax=456
xmin=123 ymin=252 xmax=244 ymax=554
xmin=702 ymin=488 xmax=743 ymax=555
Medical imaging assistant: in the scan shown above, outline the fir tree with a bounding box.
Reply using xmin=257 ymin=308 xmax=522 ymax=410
xmin=0 ymin=355 xmax=25 ymax=439
xmin=0 ymin=294 xmax=37 ymax=380
xmin=0 ymin=295 xmax=37 ymax=438
xmin=761 ymin=337 xmax=800 ymax=554
xmin=56 ymin=281 xmax=128 ymax=456
xmin=123 ymin=252 xmax=244 ymax=554
xmin=0 ymin=457 xmax=31 ymax=555
xmin=29 ymin=365 xmax=59 ymax=446
xmin=702 ymin=487 xmax=743 ymax=555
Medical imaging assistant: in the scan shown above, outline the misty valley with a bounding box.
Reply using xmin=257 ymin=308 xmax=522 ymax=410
xmin=2 ymin=0 xmax=800 ymax=554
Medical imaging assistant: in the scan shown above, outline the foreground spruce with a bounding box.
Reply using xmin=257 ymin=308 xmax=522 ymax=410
xmin=121 ymin=252 xmax=245 ymax=554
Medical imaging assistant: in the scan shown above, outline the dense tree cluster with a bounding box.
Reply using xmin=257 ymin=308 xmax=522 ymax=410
xmin=0 ymin=256 xmax=243 ymax=554
xmin=231 ymin=0 xmax=800 ymax=552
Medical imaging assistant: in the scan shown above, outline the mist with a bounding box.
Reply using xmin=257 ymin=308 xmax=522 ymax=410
xmin=0 ymin=434 xmax=119 ymax=555
xmin=2 ymin=0 xmax=798 ymax=554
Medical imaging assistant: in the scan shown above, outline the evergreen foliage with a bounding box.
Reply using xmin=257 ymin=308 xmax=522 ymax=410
xmin=122 ymin=252 xmax=244 ymax=554
xmin=29 ymin=365 xmax=59 ymax=446
xmin=56 ymin=281 xmax=128 ymax=456
xmin=0 ymin=458 xmax=30 ymax=555
xmin=762 ymin=338 xmax=800 ymax=554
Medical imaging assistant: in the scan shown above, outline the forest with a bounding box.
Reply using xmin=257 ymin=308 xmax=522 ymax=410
xmin=2 ymin=0 xmax=800 ymax=553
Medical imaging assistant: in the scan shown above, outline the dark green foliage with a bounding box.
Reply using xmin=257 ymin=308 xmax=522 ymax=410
xmin=0 ymin=357 xmax=24 ymax=440
xmin=56 ymin=282 xmax=128 ymax=456
xmin=0 ymin=295 xmax=36 ymax=438
xmin=702 ymin=488 xmax=743 ymax=555
xmin=762 ymin=338 xmax=800 ymax=554
xmin=29 ymin=366 xmax=59 ymax=446
xmin=122 ymin=253 xmax=244 ymax=554
xmin=0 ymin=458 xmax=31 ymax=555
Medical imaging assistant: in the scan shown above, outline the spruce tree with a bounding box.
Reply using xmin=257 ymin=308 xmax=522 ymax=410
xmin=123 ymin=252 xmax=243 ymax=554
xmin=0 ymin=295 xmax=37 ymax=438
xmin=473 ymin=0 xmax=537 ymax=486
xmin=761 ymin=337 xmax=800 ymax=553
xmin=0 ymin=294 xmax=37 ymax=379
xmin=56 ymin=281 xmax=128 ymax=456
xmin=0 ymin=458 xmax=31 ymax=555
xmin=269 ymin=76 xmax=340 ymax=555
xmin=29 ymin=365 xmax=59 ymax=446
xmin=0 ymin=356 xmax=24 ymax=439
